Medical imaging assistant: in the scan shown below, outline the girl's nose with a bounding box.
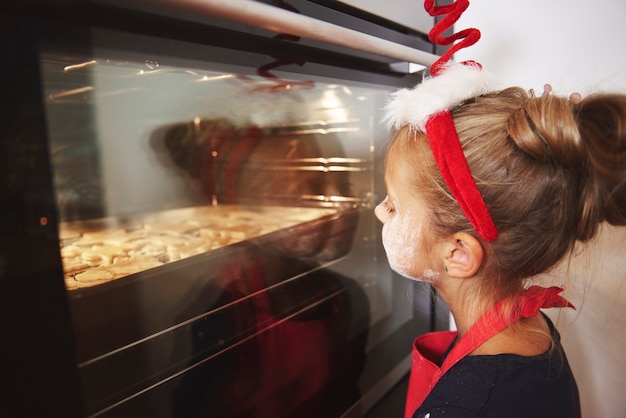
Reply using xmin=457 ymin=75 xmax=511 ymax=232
xmin=374 ymin=198 xmax=388 ymax=223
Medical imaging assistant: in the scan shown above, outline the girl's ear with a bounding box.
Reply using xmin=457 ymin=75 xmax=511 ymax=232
xmin=442 ymin=232 xmax=484 ymax=278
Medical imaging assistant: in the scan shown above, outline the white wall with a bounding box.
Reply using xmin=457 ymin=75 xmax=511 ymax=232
xmin=455 ymin=1 xmax=626 ymax=417
xmin=455 ymin=0 xmax=626 ymax=93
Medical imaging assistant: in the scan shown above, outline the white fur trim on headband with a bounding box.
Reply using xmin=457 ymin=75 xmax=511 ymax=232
xmin=383 ymin=62 xmax=498 ymax=131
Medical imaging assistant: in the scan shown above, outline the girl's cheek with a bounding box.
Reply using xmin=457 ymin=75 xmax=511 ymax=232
xmin=381 ymin=215 xmax=424 ymax=281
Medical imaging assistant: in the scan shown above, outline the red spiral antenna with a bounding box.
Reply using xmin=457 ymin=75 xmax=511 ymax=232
xmin=424 ymin=0 xmax=481 ymax=75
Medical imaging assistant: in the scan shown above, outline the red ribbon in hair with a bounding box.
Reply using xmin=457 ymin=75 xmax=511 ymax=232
xmin=423 ymin=0 xmax=498 ymax=241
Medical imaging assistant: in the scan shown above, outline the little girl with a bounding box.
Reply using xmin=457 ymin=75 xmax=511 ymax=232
xmin=375 ymin=1 xmax=626 ymax=417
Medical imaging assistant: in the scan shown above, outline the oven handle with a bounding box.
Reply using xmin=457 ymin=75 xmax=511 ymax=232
xmin=147 ymin=0 xmax=439 ymax=69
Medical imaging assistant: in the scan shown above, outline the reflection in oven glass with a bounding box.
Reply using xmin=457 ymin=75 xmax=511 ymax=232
xmin=151 ymin=117 xmax=366 ymax=259
xmin=43 ymin=52 xmax=383 ymax=416
xmin=151 ymin=120 xmax=371 ymax=417
xmin=170 ymin=245 xmax=370 ymax=417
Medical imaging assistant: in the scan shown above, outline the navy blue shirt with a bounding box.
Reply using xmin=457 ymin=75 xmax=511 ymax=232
xmin=413 ymin=316 xmax=581 ymax=418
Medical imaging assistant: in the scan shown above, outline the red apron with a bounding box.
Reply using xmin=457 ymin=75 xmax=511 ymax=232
xmin=405 ymin=286 xmax=574 ymax=418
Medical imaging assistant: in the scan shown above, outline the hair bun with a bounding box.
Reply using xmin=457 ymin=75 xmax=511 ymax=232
xmin=576 ymin=94 xmax=626 ymax=232
xmin=507 ymin=94 xmax=584 ymax=168
xmin=506 ymin=92 xmax=626 ymax=242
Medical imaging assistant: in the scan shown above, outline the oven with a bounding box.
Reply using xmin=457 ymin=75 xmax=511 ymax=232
xmin=0 ymin=1 xmax=448 ymax=417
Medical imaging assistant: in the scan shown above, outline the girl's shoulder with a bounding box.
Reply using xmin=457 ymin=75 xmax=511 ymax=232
xmin=414 ymin=333 xmax=580 ymax=418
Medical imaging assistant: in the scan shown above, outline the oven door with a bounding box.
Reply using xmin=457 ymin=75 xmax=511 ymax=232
xmin=1 ymin=2 xmax=448 ymax=417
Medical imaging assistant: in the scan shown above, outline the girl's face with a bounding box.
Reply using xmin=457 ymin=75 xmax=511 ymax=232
xmin=374 ymin=155 xmax=439 ymax=282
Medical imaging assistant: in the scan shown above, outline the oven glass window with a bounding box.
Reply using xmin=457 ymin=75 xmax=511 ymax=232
xmin=40 ymin=30 xmax=433 ymax=417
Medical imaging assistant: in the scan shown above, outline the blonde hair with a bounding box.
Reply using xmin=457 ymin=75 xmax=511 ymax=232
xmin=387 ymin=87 xmax=626 ymax=303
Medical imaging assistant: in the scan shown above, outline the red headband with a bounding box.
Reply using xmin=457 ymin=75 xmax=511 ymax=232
xmin=426 ymin=112 xmax=498 ymax=241
xmin=384 ymin=0 xmax=498 ymax=241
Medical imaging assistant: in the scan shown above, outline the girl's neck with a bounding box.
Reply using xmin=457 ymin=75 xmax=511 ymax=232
xmin=435 ymin=282 xmax=551 ymax=356
xmin=434 ymin=280 xmax=486 ymax=338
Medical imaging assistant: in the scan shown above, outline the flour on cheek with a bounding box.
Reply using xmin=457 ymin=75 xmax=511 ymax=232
xmin=382 ymin=212 xmax=433 ymax=281
xmin=422 ymin=269 xmax=440 ymax=281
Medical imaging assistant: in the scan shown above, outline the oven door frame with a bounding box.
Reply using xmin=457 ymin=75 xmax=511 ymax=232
xmin=0 ymin=2 xmax=448 ymax=417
